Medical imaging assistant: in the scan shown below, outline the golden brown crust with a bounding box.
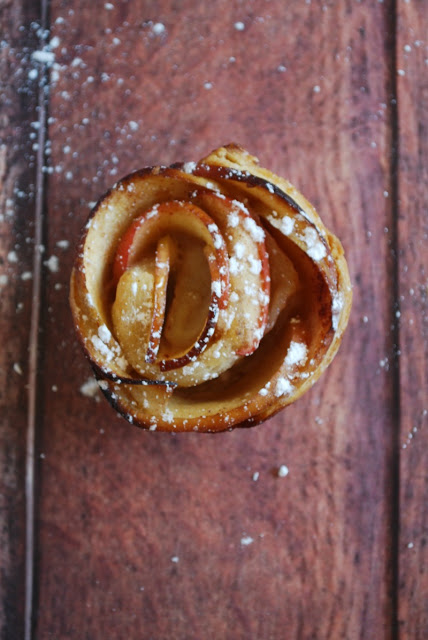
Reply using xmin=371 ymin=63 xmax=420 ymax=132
xmin=70 ymin=145 xmax=352 ymax=432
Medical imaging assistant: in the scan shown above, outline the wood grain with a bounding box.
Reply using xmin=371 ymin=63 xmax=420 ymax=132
xmin=30 ymin=2 xmax=400 ymax=639
xmin=0 ymin=1 xmax=41 ymax=638
xmin=396 ymin=1 xmax=428 ymax=637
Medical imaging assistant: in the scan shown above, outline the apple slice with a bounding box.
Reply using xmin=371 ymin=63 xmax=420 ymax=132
xmin=112 ymin=200 xmax=231 ymax=372
xmin=159 ymin=237 xmax=212 ymax=357
xmin=234 ymin=231 xmax=270 ymax=357
xmin=158 ymin=244 xmax=222 ymax=371
xmin=111 ymin=260 xmax=155 ymax=375
xmin=193 ymin=191 xmax=270 ymax=356
xmin=145 ymin=235 xmax=173 ymax=364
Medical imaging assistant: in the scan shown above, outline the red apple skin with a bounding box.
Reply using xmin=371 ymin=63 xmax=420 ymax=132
xmin=112 ymin=217 xmax=142 ymax=286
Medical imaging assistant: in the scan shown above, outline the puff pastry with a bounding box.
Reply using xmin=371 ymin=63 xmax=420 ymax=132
xmin=70 ymin=144 xmax=352 ymax=432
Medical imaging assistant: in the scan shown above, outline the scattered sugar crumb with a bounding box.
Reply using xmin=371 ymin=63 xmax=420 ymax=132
xmin=44 ymin=255 xmax=59 ymax=273
xmin=407 ymin=542 xmax=414 ymax=549
xmin=7 ymin=251 xmax=18 ymax=263
xmin=56 ymin=240 xmax=70 ymax=249
xmin=313 ymin=85 xmax=321 ymax=93
xmin=49 ymin=36 xmax=61 ymax=49
xmin=32 ymin=50 xmax=55 ymax=64
xmin=80 ymin=377 xmax=100 ymax=399
xmin=240 ymin=536 xmax=254 ymax=546
xmin=278 ymin=464 xmax=289 ymax=478
xmin=104 ymin=2 xmax=114 ymax=9
xmin=171 ymin=556 xmax=179 ymax=563
xmin=13 ymin=362 xmax=23 ymax=375
xmin=252 ymin=471 xmax=259 ymax=481
xmin=152 ymin=22 xmax=166 ymax=35
xmin=204 ymin=82 xmax=213 ymax=90
xmin=21 ymin=271 xmax=33 ymax=281
xmin=0 ymin=275 xmax=9 ymax=286
xmin=397 ymin=69 xmax=405 ymax=76
xmin=234 ymin=21 xmax=245 ymax=31
xmin=52 ymin=385 xmax=58 ymax=392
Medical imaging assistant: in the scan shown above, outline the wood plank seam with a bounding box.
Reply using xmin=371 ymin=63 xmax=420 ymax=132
xmin=388 ymin=0 xmax=401 ymax=637
xmin=395 ymin=0 xmax=428 ymax=635
xmin=25 ymin=1 xmax=51 ymax=639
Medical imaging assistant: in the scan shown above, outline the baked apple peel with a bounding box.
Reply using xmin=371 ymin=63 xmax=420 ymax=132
xmin=70 ymin=144 xmax=352 ymax=432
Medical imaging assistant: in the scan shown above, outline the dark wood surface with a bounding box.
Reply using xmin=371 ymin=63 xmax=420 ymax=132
xmin=1 ymin=1 xmax=426 ymax=639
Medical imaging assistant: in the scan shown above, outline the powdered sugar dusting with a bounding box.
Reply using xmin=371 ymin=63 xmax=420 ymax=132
xmin=243 ymin=216 xmax=265 ymax=242
xmin=247 ymin=255 xmax=262 ymax=275
xmin=267 ymin=214 xmax=295 ymax=236
xmin=332 ymin=291 xmax=344 ymax=331
xmin=228 ymin=211 xmax=240 ymax=227
xmin=98 ymin=324 xmax=112 ymax=343
xmin=211 ymin=280 xmax=222 ymax=297
xmin=285 ymin=341 xmax=308 ymax=367
xmin=275 ymin=377 xmax=294 ymax=397
xmin=91 ymin=335 xmax=114 ymax=361
xmin=303 ymin=227 xmax=327 ymax=261
xmin=183 ymin=161 xmax=196 ymax=174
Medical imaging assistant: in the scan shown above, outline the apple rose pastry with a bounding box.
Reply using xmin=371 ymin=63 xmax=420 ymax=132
xmin=70 ymin=144 xmax=352 ymax=432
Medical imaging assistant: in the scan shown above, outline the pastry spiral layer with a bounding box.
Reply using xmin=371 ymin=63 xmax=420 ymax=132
xmin=70 ymin=144 xmax=352 ymax=432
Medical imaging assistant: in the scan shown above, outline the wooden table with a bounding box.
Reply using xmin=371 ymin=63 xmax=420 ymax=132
xmin=1 ymin=1 xmax=426 ymax=638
